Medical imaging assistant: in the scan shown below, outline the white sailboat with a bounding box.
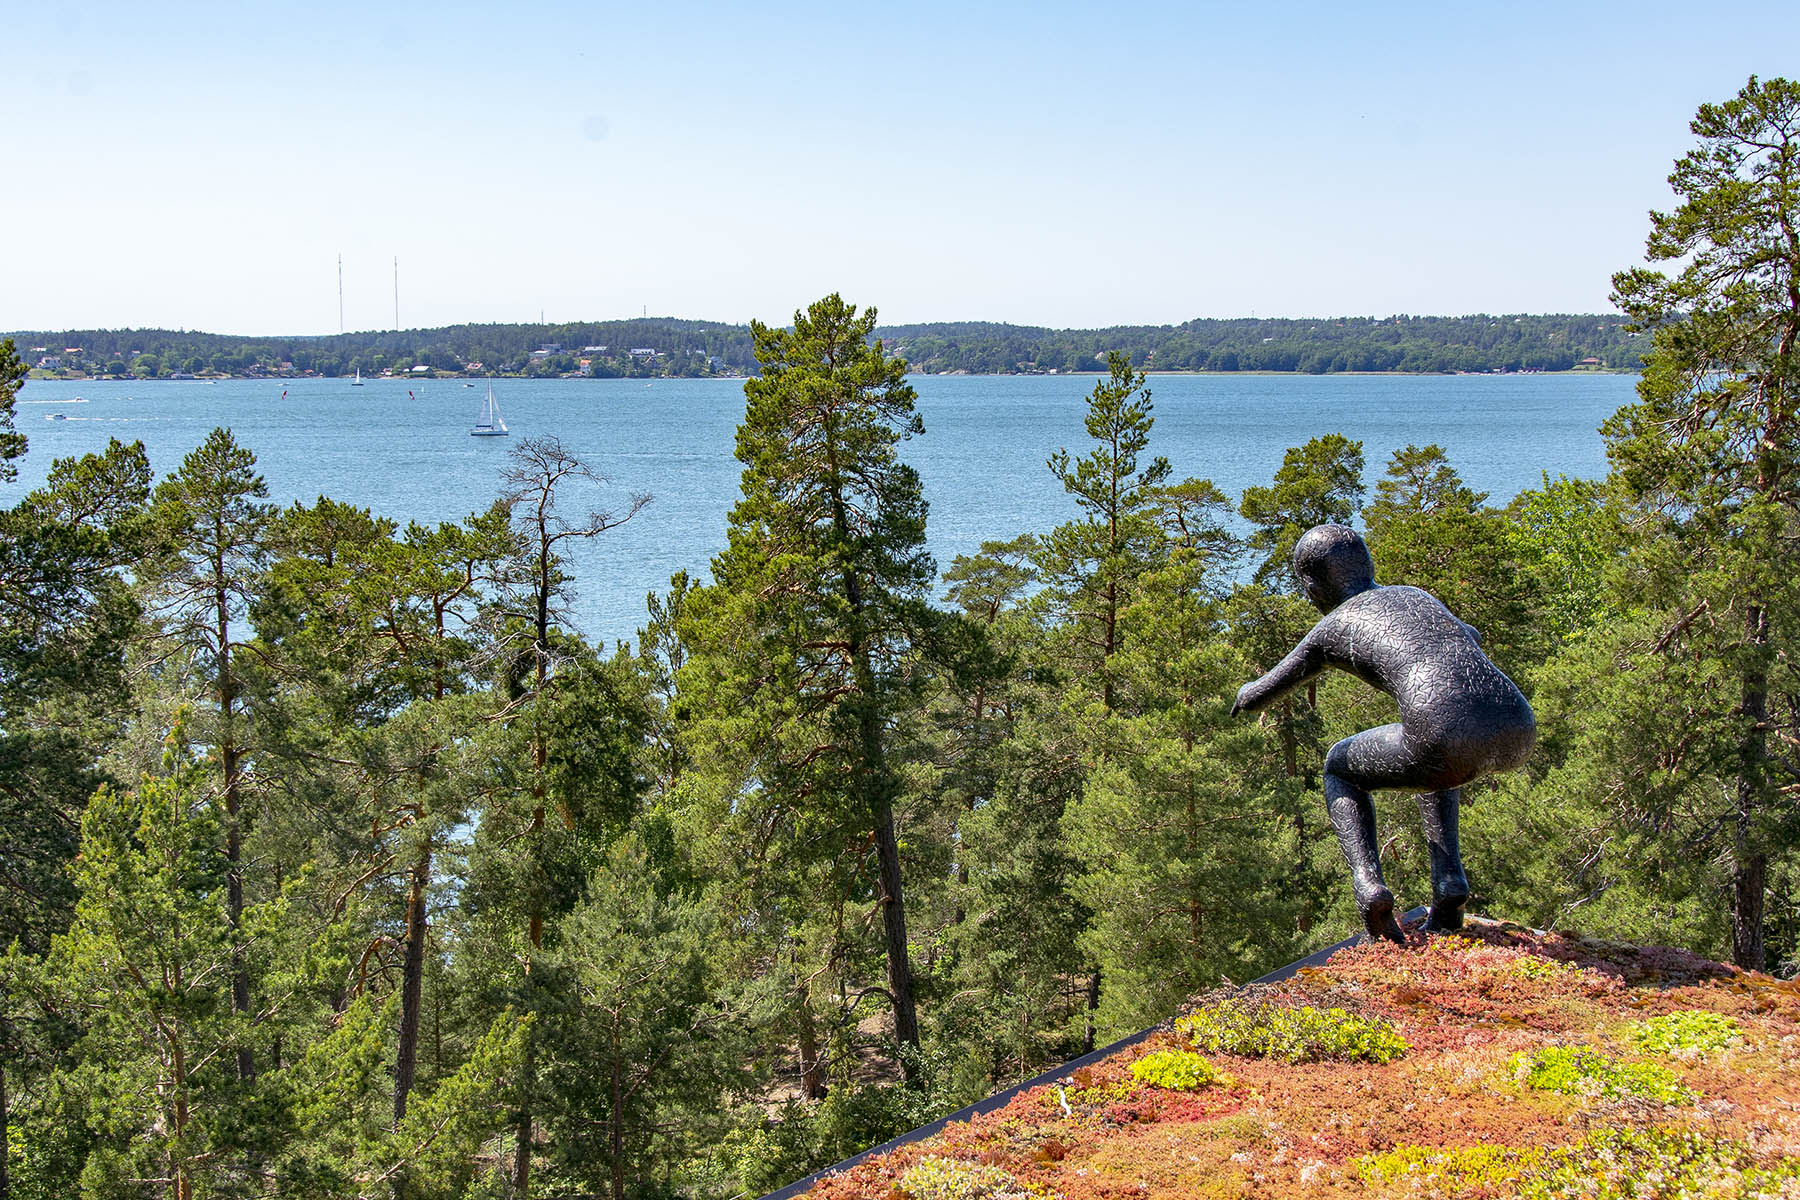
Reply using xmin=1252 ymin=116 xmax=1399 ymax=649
xmin=471 ymin=384 xmax=508 ymax=436
xmin=352 ymin=367 xmax=364 ymax=386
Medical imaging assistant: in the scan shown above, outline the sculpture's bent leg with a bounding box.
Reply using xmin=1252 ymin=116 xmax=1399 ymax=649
xmin=1417 ymin=789 xmax=1469 ymax=932
xmin=1325 ymin=726 xmax=1411 ymax=946
xmin=1324 ymin=775 xmax=1405 ymax=945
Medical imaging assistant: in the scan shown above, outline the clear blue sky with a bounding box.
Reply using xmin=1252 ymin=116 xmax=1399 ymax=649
xmin=6 ymin=0 xmax=1794 ymax=334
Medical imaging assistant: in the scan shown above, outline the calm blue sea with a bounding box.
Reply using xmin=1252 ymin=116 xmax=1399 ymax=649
xmin=7 ymin=373 xmax=1636 ymax=647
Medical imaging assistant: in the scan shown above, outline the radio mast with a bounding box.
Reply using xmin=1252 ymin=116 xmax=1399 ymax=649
xmin=393 ymin=257 xmax=400 ymax=331
xmin=338 ymin=254 xmax=344 ymax=333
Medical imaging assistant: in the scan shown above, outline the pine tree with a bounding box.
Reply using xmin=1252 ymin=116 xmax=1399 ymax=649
xmin=680 ymin=294 xmax=936 ymax=1075
xmin=1362 ymin=444 xmax=1537 ymax=669
xmin=1467 ymin=80 xmax=1800 ymax=967
xmin=45 ymin=732 xmax=275 ymax=1200
xmin=936 ymin=536 xmax=1094 ymax=1079
xmin=635 ymin=571 xmax=694 ymax=800
xmin=0 ymin=339 xmax=25 ymax=482
xmin=1605 ymin=76 xmax=1800 ymax=969
xmin=538 ymin=834 xmax=747 ymax=1200
xmin=0 ymin=434 xmax=151 ymax=1200
xmin=0 ymin=438 xmax=151 ymax=953
xmin=938 ymin=536 xmax=1038 ymax=913
xmin=1064 ymin=478 xmax=1305 ymax=1031
xmin=1038 ymin=351 xmax=1170 ymax=713
xmin=260 ymin=500 xmax=512 ymax=1131
xmin=1239 ymin=433 xmax=1365 ymax=590
xmin=1032 ymin=354 xmax=1176 ymax=1051
xmin=142 ymin=427 xmax=276 ymax=1081
xmin=487 ymin=436 xmax=647 ymax=1197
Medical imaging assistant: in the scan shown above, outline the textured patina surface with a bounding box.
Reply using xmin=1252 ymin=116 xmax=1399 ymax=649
xmin=1233 ymin=524 xmax=1535 ymax=942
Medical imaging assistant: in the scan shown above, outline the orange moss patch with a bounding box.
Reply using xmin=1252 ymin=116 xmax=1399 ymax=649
xmin=804 ymin=918 xmax=1800 ymax=1200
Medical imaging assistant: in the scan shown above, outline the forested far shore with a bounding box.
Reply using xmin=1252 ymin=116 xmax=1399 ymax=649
xmin=8 ymin=311 xmax=1642 ymax=382
xmin=882 ymin=312 xmax=1642 ymax=374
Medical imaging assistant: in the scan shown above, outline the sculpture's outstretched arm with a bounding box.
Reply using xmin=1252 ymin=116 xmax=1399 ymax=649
xmin=1232 ymin=625 xmax=1329 ymax=715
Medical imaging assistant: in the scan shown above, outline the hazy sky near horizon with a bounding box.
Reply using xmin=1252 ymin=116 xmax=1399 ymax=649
xmin=7 ymin=0 xmax=1795 ymax=335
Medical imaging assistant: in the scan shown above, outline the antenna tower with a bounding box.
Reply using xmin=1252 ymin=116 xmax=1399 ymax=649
xmin=338 ymin=254 xmax=344 ymax=333
xmin=393 ymin=257 xmax=400 ymax=331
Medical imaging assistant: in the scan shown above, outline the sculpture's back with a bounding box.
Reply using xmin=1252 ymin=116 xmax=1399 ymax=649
xmin=1232 ymin=524 xmax=1535 ymax=943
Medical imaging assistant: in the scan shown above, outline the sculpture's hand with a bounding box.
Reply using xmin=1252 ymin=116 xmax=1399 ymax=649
xmin=1231 ymin=630 xmax=1322 ymax=716
xmin=1231 ymin=682 xmax=1255 ymax=717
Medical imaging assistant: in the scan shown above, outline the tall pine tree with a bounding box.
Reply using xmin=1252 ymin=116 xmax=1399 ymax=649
xmin=1601 ymin=76 xmax=1800 ymax=969
xmin=141 ymin=428 xmax=276 ymax=1082
xmin=681 ymin=294 xmax=936 ymax=1075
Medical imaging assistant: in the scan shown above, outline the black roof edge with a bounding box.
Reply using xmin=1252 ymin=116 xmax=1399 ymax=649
xmin=756 ymin=907 xmax=1428 ymax=1200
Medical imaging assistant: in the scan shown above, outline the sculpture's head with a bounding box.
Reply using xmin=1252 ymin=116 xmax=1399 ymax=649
xmin=1293 ymin=523 xmax=1376 ymax=613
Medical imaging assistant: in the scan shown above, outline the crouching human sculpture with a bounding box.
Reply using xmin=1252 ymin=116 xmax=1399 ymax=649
xmin=1231 ymin=524 xmax=1534 ymax=944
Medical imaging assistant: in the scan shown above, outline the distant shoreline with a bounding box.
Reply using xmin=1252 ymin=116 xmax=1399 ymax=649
xmin=7 ymin=313 xmax=1646 ymax=380
xmin=24 ymin=367 xmax=1639 ymax=384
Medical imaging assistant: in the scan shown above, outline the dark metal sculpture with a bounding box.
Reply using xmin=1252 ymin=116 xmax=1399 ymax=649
xmin=1231 ymin=524 xmax=1535 ymax=944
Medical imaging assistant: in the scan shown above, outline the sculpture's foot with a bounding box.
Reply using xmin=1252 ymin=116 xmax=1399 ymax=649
xmin=1425 ymin=885 xmax=1469 ymax=933
xmin=1355 ymin=883 xmax=1407 ymax=946
xmin=1424 ymin=861 xmax=1470 ymax=932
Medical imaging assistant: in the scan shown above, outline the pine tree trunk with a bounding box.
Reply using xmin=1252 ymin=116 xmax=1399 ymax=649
xmin=513 ymin=833 xmax=544 ymax=1197
xmin=515 ymin=761 xmax=547 ymax=1194
xmin=1083 ymin=497 xmax=1123 ymax=1053
xmin=872 ymin=801 xmax=919 ymax=1062
xmin=393 ymin=839 xmax=430 ymax=1126
xmin=1 ymin=1060 xmax=10 ymax=1200
xmin=609 ymin=1024 xmax=626 ymax=1200
xmin=795 ymin=985 xmax=826 ymax=1100
xmin=1101 ymin=576 xmax=1117 ymax=711
xmin=846 ymin=559 xmax=919 ymax=1066
xmin=170 ymin=1028 xmax=193 ymax=1200
xmin=217 ymin=574 xmax=254 ymax=1083
xmin=514 ymin=568 xmax=552 ymax=1199
xmin=826 ymin=418 xmax=920 ymax=1068
xmin=1083 ymin=970 xmax=1101 ymax=1054
xmin=1733 ymin=601 xmax=1771 ymax=970
xmin=1278 ymin=699 xmax=1299 ymax=779
xmin=513 ymin=1025 xmax=535 ymax=1198
xmin=1733 ymin=845 xmax=1767 ymax=971
xmin=952 ymin=688 xmax=983 ymax=926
